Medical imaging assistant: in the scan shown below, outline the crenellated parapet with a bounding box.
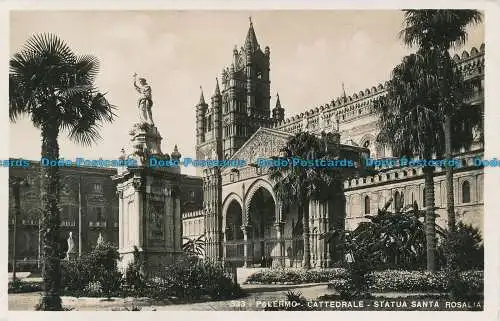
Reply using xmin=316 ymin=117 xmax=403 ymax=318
xmin=343 ymin=151 xmax=483 ymax=191
xmin=271 ymin=44 xmax=485 ymax=134
xmin=452 ymin=44 xmax=485 ymax=80
xmin=182 ymin=209 xmax=205 ymax=220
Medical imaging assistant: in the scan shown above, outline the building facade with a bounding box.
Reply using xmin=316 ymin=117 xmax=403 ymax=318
xmin=8 ymin=160 xmax=202 ymax=269
xmin=183 ymin=20 xmax=485 ymax=268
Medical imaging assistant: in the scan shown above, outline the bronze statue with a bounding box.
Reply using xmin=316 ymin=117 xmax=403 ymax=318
xmin=133 ymin=73 xmax=154 ymax=125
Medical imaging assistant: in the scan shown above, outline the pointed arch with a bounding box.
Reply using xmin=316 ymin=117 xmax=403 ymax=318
xmin=222 ymin=193 xmax=244 ymax=230
xmin=462 ymin=181 xmax=471 ymax=203
xmin=244 ymin=179 xmax=277 ymax=210
xmin=364 ymin=195 xmax=371 ymax=214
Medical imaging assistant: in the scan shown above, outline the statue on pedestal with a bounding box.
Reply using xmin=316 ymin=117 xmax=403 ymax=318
xmin=97 ymin=232 xmax=104 ymax=246
xmin=66 ymin=232 xmax=75 ymax=260
xmin=133 ymin=73 xmax=154 ymax=125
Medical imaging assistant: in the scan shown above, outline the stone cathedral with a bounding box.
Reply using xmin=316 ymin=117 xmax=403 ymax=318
xmin=182 ymin=19 xmax=485 ymax=269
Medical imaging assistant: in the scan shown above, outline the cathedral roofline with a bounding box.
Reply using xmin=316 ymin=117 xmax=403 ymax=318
xmin=272 ymin=43 xmax=485 ymax=130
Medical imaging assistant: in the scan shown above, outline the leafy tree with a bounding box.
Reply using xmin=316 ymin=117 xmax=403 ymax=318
xmin=268 ymin=131 xmax=344 ymax=269
xmin=10 ymin=33 xmax=115 ymax=310
xmin=452 ymin=221 xmax=483 ymax=270
xmin=321 ymin=198 xmax=447 ymax=270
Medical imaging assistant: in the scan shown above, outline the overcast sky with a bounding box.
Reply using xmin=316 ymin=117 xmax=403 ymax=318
xmin=9 ymin=10 xmax=484 ymax=175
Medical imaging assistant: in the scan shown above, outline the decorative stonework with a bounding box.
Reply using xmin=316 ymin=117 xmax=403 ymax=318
xmin=129 ymin=123 xmax=165 ymax=165
xmin=148 ymin=200 xmax=165 ymax=243
xmin=230 ymin=128 xmax=291 ymax=165
xmin=132 ymin=177 xmax=142 ymax=191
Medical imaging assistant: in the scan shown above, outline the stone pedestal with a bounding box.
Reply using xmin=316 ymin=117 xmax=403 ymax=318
xmin=113 ymin=122 xmax=183 ymax=274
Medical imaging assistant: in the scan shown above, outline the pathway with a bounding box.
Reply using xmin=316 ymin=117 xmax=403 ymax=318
xmin=8 ymin=283 xmax=335 ymax=311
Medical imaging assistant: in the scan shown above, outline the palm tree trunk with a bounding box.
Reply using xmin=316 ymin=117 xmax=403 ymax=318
xmin=302 ymin=201 xmax=311 ymax=269
xmin=444 ymin=115 xmax=456 ymax=233
xmin=39 ymin=121 xmax=63 ymax=311
xmin=423 ymin=166 xmax=437 ymax=272
xmin=444 ymin=115 xmax=460 ymax=289
xmin=12 ymin=181 xmax=20 ymax=281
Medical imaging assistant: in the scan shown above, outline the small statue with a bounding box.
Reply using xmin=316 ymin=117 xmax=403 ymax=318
xmin=97 ymin=232 xmax=104 ymax=246
xmin=66 ymin=232 xmax=75 ymax=260
xmin=133 ymin=73 xmax=154 ymax=125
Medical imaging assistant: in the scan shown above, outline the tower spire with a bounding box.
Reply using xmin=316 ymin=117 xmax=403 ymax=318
xmin=245 ymin=16 xmax=259 ymax=52
xmin=214 ymin=77 xmax=220 ymax=96
xmin=342 ymin=82 xmax=347 ymax=101
xmin=275 ymin=93 xmax=282 ymax=108
xmin=199 ymin=86 xmax=205 ymax=104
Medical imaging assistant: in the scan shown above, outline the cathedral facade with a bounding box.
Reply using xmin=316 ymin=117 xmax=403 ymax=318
xmin=183 ymin=20 xmax=485 ymax=268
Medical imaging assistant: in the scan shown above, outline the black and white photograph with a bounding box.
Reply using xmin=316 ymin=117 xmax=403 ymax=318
xmin=3 ymin=2 xmax=498 ymax=316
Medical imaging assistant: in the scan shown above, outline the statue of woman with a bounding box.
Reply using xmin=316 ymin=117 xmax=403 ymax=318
xmin=66 ymin=232 xmax=75 ymax=260
xmin=133 ymin=73 xmax=154 ymax=125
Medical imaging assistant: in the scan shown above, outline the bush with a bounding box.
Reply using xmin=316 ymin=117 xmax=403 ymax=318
xmin=453 ymin=222 xmax=484 ymax=270
xmin=150 ymin=256 xmax=243 ymax=301
xmin=122 ymin=247 xmax=146 ymax=296
xmin=328 ymin=269 xmax=483 ymax=293
xmin=8 ymin=279 xmax=43 ymax=293
xmin=61 ymin=242 xmax=121 ymax=297
xmin=264 ymin=291 xmax=313 ymax=311
xmin=245 ymin=268 xmax=347 ymax=284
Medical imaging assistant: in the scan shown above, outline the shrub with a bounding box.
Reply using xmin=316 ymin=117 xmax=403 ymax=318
xmin=61 ymin=242 xmax=121 ymax=297
xmin=328 ymin=269 xmax=483 ymax=293
xmin=452 ymin=222 xmax=484 ymax=270
xmin=123 ymin=247 xmax=146 ymax=296
xmin=245 ymin=268 xmax=347 ymax=284
xmin=151 ymin=256 xmax=243 ymax=301
xmin=84 ymin=281 xmax=103 ymax=297
xmin=8 ymin=279 xmax=43 ymax=293
xmin=264 ymin=291 xmax=313 ymax=311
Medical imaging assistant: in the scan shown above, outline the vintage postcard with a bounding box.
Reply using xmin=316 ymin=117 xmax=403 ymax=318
xmin=2 ymin=0 xmax=499 ymax=320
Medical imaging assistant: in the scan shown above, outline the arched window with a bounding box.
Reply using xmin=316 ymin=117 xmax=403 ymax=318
xmin=394 ymin=191 xmax=404 ymax=211
xmin=462 ymin=181 xmax=471 ymax=203
xmin=364 ymin=195 xmax=370 ymax=214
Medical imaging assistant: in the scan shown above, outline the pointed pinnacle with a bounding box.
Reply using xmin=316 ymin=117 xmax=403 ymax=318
xmin=199 ymin=86 xmax=205 ymax=104
xmin=214 ymin=77 xmax=220 ymax=96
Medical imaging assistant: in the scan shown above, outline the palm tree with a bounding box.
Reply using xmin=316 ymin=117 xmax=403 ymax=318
xmin=399 ymin=9 xmax=483 ymax=271
xmin=376 ymin=48 xmax=481 ymax=272
xmin=268 ymin=132 xmax=342 ymax=269
xmin=182 ymin=235 xmax=206 ymax=257
xmin=375 ymin=52 xmax=443 ymax=272
xmin=10 ymin=34 xmax=115 ymax=310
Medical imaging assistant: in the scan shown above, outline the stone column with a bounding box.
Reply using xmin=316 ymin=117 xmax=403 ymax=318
xmin=273 ymin=222 xmax=285 ymax=268
xmin=241 ymin=225 xmax=252 ymax=267
xmin=117 ymin=190 xmax=124 ymax=249
xmin=174 ymin=196 xmax=181 ymax=251
xmin=318 ymin=201 xmax=330 ymax=268
xmin=223 ymin=228 xmax=228 ymax=263
xmin=134 ymin=180 xmax=143 ymax=248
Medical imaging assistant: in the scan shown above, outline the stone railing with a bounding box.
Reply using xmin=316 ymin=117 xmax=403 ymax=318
xmin=60 ymin=220 xmax=76 ymax=227
xmin=88 ymin=221 xmax=107 ymax=227
xmin=182 ymin=209 xmax=205 ymax=219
